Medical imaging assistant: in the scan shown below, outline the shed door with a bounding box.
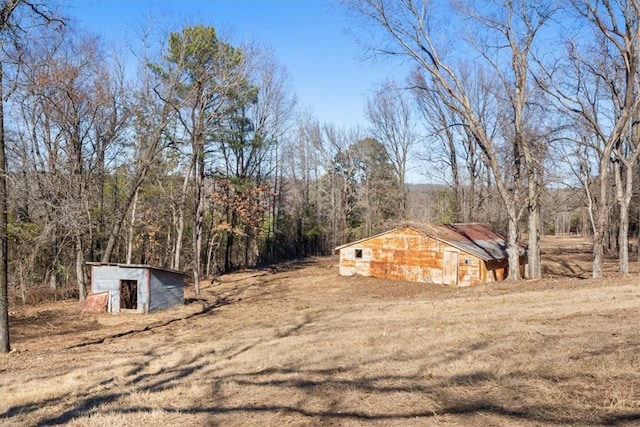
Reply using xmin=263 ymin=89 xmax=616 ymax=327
xmin=442 ymin=250 xmax=459 ymax=285
xmin=119 ymin=280 xmax=138 ymax=310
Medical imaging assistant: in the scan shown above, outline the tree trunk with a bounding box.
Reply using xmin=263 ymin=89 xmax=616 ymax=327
xmin=593 ymin=177 xmax=608 ymax=279
xmin=618 ymin=202 xmax=630 ymax=275
xmin=614 ymin=158 xmax=637 ymax=276
xmin=466 ymin=143 xmax=477 ymax=222
xmin=125 ymin=187 xmax=139 ymax=264
xmin=582 ymin=161 xmax=603 ymax=278
xmin=0 ymin=60 xmax=9 ymax=353
xmin=49 ymin=238 xmax=58 ymax=290
xmin=18 ymin=264 xmax=25 ymax=305
xmin=75 ymin=235 xmax=87 ymax=301
xmin=205 ymin=220 xmax=219 ymax=278
xmin=448 ymin=128 xmax=462 ymax=222
xmin=527 ymin=201 xmax=541 ymax=279
xmin=192 ymin=146 xmax=205 ymax=295
xmin=225 ymin=230 xmax=234 ymax=273
xmin=269 ymin=162 xmax=279 ymax=262
xmin=592 ymin=228 xmax=604 ymax=278
xmin=506 ymin=208 xmax=521 ymax=281
xmin=526 ymin=166 xmax=542 ymax=279
xmin=173 ymin=158 xmax=193 ymax=270
xmin=244 ymin=231 xmax=250 ymax=268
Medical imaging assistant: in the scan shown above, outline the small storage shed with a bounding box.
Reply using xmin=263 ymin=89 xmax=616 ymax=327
xmin=335 ymin=223 xmax=527 ymax=286
xmin=87 ymin=263 xmax=186 ymax=313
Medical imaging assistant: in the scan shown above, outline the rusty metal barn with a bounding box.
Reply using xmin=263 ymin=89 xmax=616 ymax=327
xmin=335 ymin=223 xmax=527 ymax=286
xmin=87 ymin=263 xmax=186 ymax=313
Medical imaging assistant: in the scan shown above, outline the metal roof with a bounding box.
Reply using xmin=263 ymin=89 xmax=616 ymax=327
xmin=335 ymin=222 xmax=525 ymax=262
xmin=86 ymin=262 xmax=189 ymax=276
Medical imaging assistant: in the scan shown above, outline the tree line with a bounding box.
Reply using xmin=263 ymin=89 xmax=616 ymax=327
xmin=347 ymin=0 xmax=640 ymax=280
xmin=2 ymin=0 xmax=640 ymax=352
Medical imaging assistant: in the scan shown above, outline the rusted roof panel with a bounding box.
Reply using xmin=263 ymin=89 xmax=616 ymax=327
xmin=448 ymin=223 xmax=505 ymax=241
xmin=445 ymin=223 xmax=511 ymax=261
xmin=410 ymin=223 xmax=508 ymax=261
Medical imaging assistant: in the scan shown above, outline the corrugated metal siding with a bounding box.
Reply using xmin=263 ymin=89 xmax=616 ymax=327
xmin=148 ymin=269 xmax=185 ymax=312
xmin=91 ymin=265 xmax=184 ymax=313
xmin=91 ymin=265 xmax=147 ymax=313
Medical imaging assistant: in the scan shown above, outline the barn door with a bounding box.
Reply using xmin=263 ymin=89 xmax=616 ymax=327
xmin=442 ymin=250 xmax=459 ymax=285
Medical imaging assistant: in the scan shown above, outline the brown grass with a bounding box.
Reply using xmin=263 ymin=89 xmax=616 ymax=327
xmin=2 ymin=236 xmax=640 ymax=426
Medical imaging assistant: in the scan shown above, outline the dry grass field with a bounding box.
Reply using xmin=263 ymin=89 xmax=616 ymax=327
xmin=2 ymin=236 xmax=640 ymax=426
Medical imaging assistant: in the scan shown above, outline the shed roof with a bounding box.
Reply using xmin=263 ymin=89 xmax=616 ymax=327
xmin=335 ymin=223 xmax=525 ymax=262
xmin=87 ymin=262 xmax=188 ymax=276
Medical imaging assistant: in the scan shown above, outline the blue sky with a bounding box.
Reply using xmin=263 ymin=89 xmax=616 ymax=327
xmin=62 ymin=0 xmax=408 ymax=129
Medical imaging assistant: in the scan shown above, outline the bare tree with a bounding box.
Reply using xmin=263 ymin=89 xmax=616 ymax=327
xmin=17 ymin=26 xmax=122 ymax=300
xmin=412 ymin=67 xmax=498 ymax=223
xmin=458 ymin=0 xmax=558 ymax=279
xmin=280 ymin=116 xmax=329 ymax=256
xmin=0 ymin=0 xmax=62 ymax=353
xmin=537 ymin=0 xmax=640 ymax=277
xmin=614 ymin=106 xmax=640 ymax=274
xmin=366 ymin=80 xmax=416 ymax=219
xmin=322 ymin=124 xmax=364 ymax=245
xmin=100 ymin=29 xmax=183 ymax=265
xmin=346 ymin=0 xmax=555 ymax=279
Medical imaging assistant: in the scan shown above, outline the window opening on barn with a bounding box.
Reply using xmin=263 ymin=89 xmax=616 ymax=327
xmin=355 ymin=249 xmax=363 ymax=259
xmin=120 ymin=280 xmax=138 ymax=310
xmin=464 ymin=259 xmax=472 ymax=265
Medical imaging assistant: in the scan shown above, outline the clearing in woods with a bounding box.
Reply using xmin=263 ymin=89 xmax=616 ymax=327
xmin=2 ymin=236 xmax=640 ymax=426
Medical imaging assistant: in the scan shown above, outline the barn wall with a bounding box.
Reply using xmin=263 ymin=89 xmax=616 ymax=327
xmin=149 ymin=269 xmax=184 ymax=312
xmin=338 ymin=228 xmax=486 ymax=286
xmin=338 ymin=247 xmax=372 ymax=276
xmin=457 ymin=254 xmax=482 ymax=286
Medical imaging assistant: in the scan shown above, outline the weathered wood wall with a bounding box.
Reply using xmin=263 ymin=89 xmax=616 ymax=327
xmin=338 ymin=228 xmax=506 ymax=286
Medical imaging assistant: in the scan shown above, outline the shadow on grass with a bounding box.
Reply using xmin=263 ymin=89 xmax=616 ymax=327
xmin=30 ymin=364 xmax=640 ymax=426
xmin=541 ymin=259 xmax=591 ymax=278
xmin=64 ymin=298 xmax=221 ymax=350
xmin=13 ymin=334 xmax=640 ymax=427
xmin=34 ymin=394 xmax=121 ymax=426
